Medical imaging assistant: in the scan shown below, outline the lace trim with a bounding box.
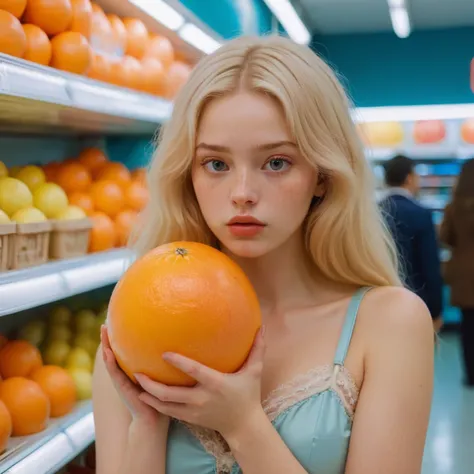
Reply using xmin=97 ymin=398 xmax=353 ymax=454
xmin=180 ymin=364 xmax=359 ymax=474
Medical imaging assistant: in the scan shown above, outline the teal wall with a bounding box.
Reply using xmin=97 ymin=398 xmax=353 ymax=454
xmin=312 ymin=27 xmax=474 ymax=107
xmin=180 ymin=0 xmax=274 ymax=39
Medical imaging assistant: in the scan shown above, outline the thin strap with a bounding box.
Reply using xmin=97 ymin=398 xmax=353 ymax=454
xmin=333 ymin=287 xmax=371 ymax=366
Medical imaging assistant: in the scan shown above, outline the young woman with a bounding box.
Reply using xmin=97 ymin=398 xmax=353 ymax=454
xmin=93 ymin=35 xmax=434 ymax=474
xmin=440 ymin=158 xmax=474 ymax=386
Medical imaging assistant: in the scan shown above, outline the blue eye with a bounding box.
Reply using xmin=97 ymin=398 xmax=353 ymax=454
xmin=264 ymin=158 xmax=291 ymax=172
xmin=203 ymin=160 xmax=229 ymax=172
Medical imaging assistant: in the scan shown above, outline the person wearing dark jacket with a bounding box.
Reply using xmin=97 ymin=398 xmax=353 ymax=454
xmin=380 ymin=155 xmax=443 ymax=330
xmin=440 ymin=159 xmax=474 ymax=387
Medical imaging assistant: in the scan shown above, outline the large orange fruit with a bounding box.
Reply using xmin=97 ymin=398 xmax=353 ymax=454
xmin=122 ymin=17 xmax=148 ymax=59
xmin=77 ymin=147 xmax=108 ymax=172
xmin=89 ymin=180 xmax=124 ymax=217
xmin=88 ymin=211 xmax=116 ymax=252
xmin=23 ymin=0 xmax=73 ymax=36
xmin=0 ymin=0 xmax=26 ymax=18
xmin=95 ymin=162 xmax=131 ymax=189
xmin=108 ymin=242 xmax=262 ymax=386
xmin=121 ymin=55 xmax=143 ymax=90
xmin=106 ymin=13 xmax=126 ymax=54
xmin=0 ymin=377 xmax=50 ymax=436
xmin=87 ymin=52 xmax=111 ymax=83
xmin=165 ymin=61 xmax=192 ymax=99
xmin=22 ymin=24 xmax=52 ymax=66
xmin=30 ymin=365 xmax=77 ymax=417
xmin=124 ymin=181 xmax=148 ymax=211
xmin=0 ymin=340 xmax=43 ymax=379
xmin=0 ymin=9 xmax=27 ymax=58
xmin=50 ymin=31 xmax=92 ymax=75
xmin=141 ymin=57 xmax=165 ymax=95
xmin=69 ymin=0 xmax=92 ymax=40
xmin=55 ymin=162 xmax=91 ymax=194
xmin=143 ymin=34 xmax=174 ymax=68
xmin=0 ymin=400 xmax=12 ymax=453
xmin=114 ymin=209 xmax=137 ymax=247
xmin=68 ymin=191 xmax=94 ymax=215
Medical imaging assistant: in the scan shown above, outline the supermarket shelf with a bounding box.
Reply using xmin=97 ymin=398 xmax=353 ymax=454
xmin=0 ymin=54 xmax=172 ymax=136
xmin=0 ymin=401 xmax=94 ymax=474
xmin=0 ymin=249 xmax=134 ymax=317
xmin=366 ymin=145 xmax=474 ymax=160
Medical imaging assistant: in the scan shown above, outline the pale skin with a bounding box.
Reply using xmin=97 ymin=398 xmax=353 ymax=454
xmin=93 ymin=90 xmax=434 ymax=474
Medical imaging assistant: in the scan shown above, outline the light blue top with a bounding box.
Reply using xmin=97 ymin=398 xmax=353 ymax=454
xmin=166 ymin=287 xmax=370 ymax=474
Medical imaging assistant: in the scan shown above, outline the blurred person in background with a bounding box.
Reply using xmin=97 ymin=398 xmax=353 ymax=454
xmin=380 ymin=155 xmax=444 ymax=331
xmin=440 ymin=158 xmax=474 ymax=387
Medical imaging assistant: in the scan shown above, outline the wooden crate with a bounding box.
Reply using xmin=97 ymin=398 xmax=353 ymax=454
xmin=49 ymin=218 xmax=92 ymax=260
xmin=10 ymin=221 xmax=52 ymax=270
xmin=0 ymin=223 xmax=16 ymax=272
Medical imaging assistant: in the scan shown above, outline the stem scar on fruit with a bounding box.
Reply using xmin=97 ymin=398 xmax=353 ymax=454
xmin=175 ymin=248 xmax=188 ymax=257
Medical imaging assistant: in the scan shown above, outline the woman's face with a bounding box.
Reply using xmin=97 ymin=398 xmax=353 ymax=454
xmin=192 ymin=90 xmax=319 ymax=258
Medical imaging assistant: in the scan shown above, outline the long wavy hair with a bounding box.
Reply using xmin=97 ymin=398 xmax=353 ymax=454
xmin=132 ymin=35 xmax=401 ymax=287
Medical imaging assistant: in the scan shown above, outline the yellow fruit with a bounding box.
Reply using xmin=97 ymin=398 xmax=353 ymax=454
xmin=9 ymin=166 xmax=22 ymax=177
xmin=67 ymin=367 xmax=93 ymax=400
xmin=33 ymin=183 xmax=68 ymax=218
xmin=54 ymin=205 xmax=87 ymax=220
xmin=0 ymin=210 xmax=10 ymax=224
xmin=65 ymin=347 xmax=93 ymax=372
xmin=74 ymin=310 xmax=96 ymax=333
xmin=11 ymin=207 xmax=47 ymax=223
xmin=49 ymin=306 xmax=72 ymax=326
xmin=16 ymin=166 xmax=46 ymax=192
xmin=0 ymin=177 xmax=33 ymax=217
xmin=72 ymin=334 xmax=97 ymax=358
xmin=18 ymin=320 xmax=46 ymax=347
xmin=43 ymin=340 xmax=71 ymax=366
xmin=48 ymin=324 xmax=73 ymax=343
xmin=0 ymin=161 xmax=7 ymax=178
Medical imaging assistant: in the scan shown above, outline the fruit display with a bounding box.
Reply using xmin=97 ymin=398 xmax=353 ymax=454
xmin=0 ymin=1 xmax=194 ymax=99
xmin=108 ymin=241 xmax=262 ymax=386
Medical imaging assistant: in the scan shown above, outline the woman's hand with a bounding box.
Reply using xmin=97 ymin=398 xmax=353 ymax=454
xmin=135 ymin=327 xmax=266 ymax=439
xmin=100 ymin=325 xmax=164 ymax=426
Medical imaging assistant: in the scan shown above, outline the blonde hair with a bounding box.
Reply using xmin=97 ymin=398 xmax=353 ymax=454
xmin=133 ymin=35 xmax=402 ymax=288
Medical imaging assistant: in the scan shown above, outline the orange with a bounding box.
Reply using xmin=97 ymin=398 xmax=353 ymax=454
xmin=0 ymin=400 xmax=12 ymax=453
xmin=88 ymin=211 xmax=116 ymax=252
xmin=30 ymin=365 xmax=77 ymax=417
xmin=0 ymin=9 xmax=26 ymax=58
xmin=0 ymin=0 xmax=26 ymax=18
xmin=87 ymin=52 xmax=111 ymax=83
xmin=0 ymin=377 xmax=50 ymax=436
xmin=0 ymin=340 xmax=43 ymax=379
xmin=68 ymin=191 xmax=94 ymax=215
xmin=131 ymin=168 xmax=146 ymax=185
xmin=413 ymin=120 xmax=446 ymax=145
xmin=121 ymin=55 xmax=142 ymax=90
xmin=69 ymin=0 xmax=93 ymax=40
xmin=23 ymin=0 xmax=73 ymax=37
xmin=143 ymin=34 xmax=174 ymax=68
xmin=77 ymin=147 xmax=108 ymax=172
xmin=461 ymin=119 xmax=474 ymax=144
xmin=89 ymin=180 xmax=124 ymax=217
xmin=106 ymin=13 xmax=126 ymax=54
xmin=122 ymin=17 xmax=148 ymax=59
xmin=114 ymin=209 xmax=137 ymax=247
xmin=0 ymin=334 xmax=8 ymax=350
xmin=108 ymin=242 xmax=262 ymax=386
xmin=108 ymin=58 xmax=127 ymax=88
xmin=124 ymin=181 xmax=148 ymax=211
xmin=165 ymin=61 xmax=192 ymax=99
xmin=141 ymin=57 xmax=165 ymax=95
xmin=55 ymin=162 xmax=91 ymax=194
xmin=89 ymin=2 xmax=113 ymax=55
xmin=42 ymin=161 xmax=61 ymax=182
xmin=95 ymin=162 xmax=131 ymax=190
xmin=50 ymin=31 xmax=92 ymax=75
xmin=22 ymin=24 xmax=52 ymax=66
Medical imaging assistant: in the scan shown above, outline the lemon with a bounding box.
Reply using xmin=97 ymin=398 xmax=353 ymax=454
xmin=0 ymin=209 xmax=10 ymax=224
xmin=74 ymin=310 xmax=97 ymax=333
xmin=48 ymin=324 xmax=73 ymax=343
xmin=0 ymin=161 xmax=7 ymax=178
xmin=0 ymin=177 xmax=33 ymax=217
xmin=49 ymin=306 xmax=72 ymax=326
xmin=54 ymin=205 xmax=87 ymax=221
xmin=65 ymin=347 xmax=93 ymax=372
xmin=18 ymin=320 xmax=46 ymax=347
xmin=73 ymin=334 xmax=98 ymax=358
xmin=16 ymin=165 xmax=46 ymax=192
xmin=67 ymin=367 xmax=93 ymax=400
xmin=33 ymin=183 xmax=68 ymax=218
xmin=43 ymin=340 xmax=71 ymax=366
xmin=11 ymin=207 xmax=47 ymax=223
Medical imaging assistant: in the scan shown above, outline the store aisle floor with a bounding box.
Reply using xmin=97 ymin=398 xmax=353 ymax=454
xmin=422 ymin=333 xmax=474 ymax=474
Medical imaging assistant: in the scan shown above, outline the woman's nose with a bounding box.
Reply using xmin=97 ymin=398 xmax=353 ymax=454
xmin=230 ymin=172 xmax=258 ymax=207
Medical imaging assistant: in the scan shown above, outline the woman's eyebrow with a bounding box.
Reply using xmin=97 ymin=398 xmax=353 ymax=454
xmin=195 ymin=141 xmax=297 ymax=152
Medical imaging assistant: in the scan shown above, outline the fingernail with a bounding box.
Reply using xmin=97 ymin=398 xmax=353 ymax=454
xmin=162 ymin=352 xmax=173 ymax=361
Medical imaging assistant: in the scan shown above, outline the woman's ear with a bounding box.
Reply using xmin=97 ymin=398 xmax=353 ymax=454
xmin=314 ymin=174 xmax=327 ymax=198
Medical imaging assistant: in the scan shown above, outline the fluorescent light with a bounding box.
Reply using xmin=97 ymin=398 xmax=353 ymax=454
xmin=262 ymin=0 xmax=310 ymax=45
xmin=387 ymin=0 xmax=405 ymax=7
xmin=178 ymin=23 xmax=222 ymax=54
xmin=389 ymin=7 xmax=411 ymax=38
xmin=129 ymin=0 xmax=185 ymax=30
xmin=352 ymin=104 xmax=474 ymax=123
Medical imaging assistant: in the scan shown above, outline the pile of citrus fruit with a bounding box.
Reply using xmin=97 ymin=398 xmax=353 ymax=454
xmin=0 ymin=147 xmax=148 ymax=254
xmin=0 ymin=0 xmax=193 ymax=99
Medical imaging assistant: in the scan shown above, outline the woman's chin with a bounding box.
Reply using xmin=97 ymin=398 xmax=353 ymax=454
xmin=219 ymin=239 xmax=271 ymax=259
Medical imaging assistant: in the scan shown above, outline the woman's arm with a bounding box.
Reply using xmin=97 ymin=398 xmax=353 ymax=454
xmin=93 ymin=349 xmax=170 ymax=474
xmin=345 ymin=287 xmax=434 ymax=474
